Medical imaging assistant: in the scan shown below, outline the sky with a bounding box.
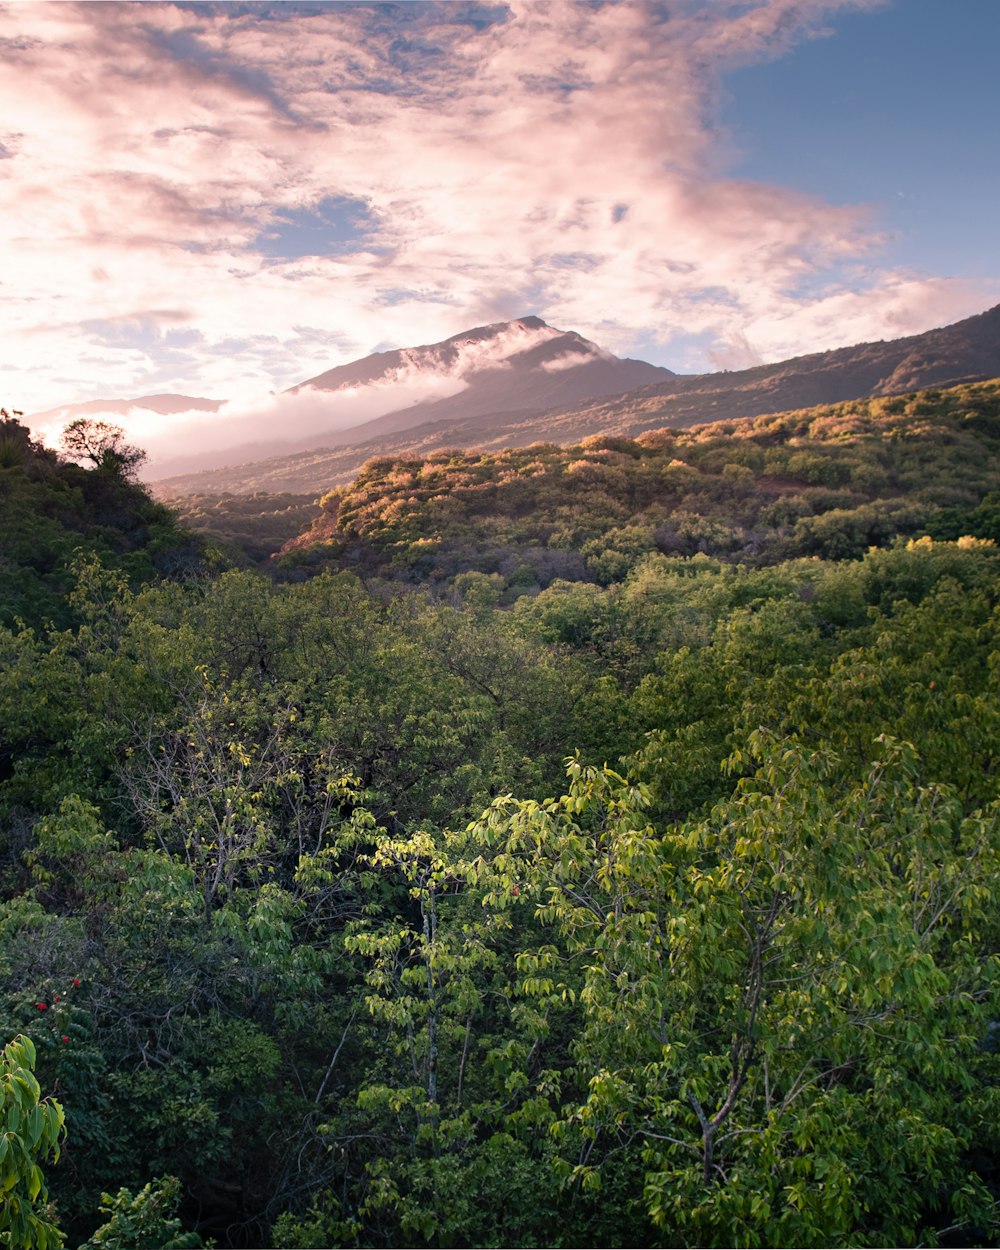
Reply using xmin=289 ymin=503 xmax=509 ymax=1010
xmin=3 ymin=0 xmax=999 ymax=454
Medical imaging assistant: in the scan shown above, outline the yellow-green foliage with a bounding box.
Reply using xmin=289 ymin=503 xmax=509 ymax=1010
xmin=280 ymin=379 xmax=1000 ymax=588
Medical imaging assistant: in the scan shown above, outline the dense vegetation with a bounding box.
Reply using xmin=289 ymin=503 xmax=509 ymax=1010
xmin=2 ymin=385 xmax=999 ymax=1248
xmin=279 ymin=380 xmax=1000 ymax=587
xmin=169 ymin=494 xmax=319 ymax=567
xmin=0 ymin=413 xmax=205 ymax=630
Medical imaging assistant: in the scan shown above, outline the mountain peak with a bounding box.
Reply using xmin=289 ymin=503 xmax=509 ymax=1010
xmin=280 ymin=316 xmax=671 ymax=448
xmin=149 ymin=299 xmax=1000 ymax=496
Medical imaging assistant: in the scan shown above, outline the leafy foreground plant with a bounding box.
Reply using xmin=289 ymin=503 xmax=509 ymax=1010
xmin=1 ymin=1036 xmax=205 ymax=1250
xmin=0 ymin=1035 xmax=65 ymax=1250
xmin=78 ymin=1177 xmax=202 ymax=1250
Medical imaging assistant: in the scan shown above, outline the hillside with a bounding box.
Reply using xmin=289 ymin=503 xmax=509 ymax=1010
xmin=170 ymin=492 xmax=320 ymax=565
xmin=3 ymin=383 xmax=1000 ymax=1249
xmin=275 ymin=379 xmax=1000 ymax=587
xmin=153 ymin=303 xmax=1000 ymax=497
xmin=575 ymin=297 xmax=1000 ymax=428
xmin=0 ymin=411 xmax=205 ymax=628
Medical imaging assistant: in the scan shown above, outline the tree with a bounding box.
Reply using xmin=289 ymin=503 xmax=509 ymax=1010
xmin=0 ymin=409 xmax=30 ymax=471
xmin=473 ymin=738 xmax=1000 ymax=1247
xmin=59 ymin=420 xmax=146 ymax=479
xmin=293 ymin=817 xmax=652 ymax=1250
xmin=79 ymin=1176 xmax=202 ymax=1250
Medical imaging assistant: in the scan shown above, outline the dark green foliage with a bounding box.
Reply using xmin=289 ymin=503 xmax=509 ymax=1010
xmin=80 ymin=1176 xmax=202 ymax=1249
xmin=0 ymin=414 xmax=205 ymax=630
xmin=0 ymin=1033 xmax=65 ymax=1249
xmin=168 ymin=493 xmax=320 ymax=565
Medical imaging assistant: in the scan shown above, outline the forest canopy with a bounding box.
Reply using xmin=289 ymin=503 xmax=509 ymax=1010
xmin=1 ymin=387 xmax=999 ymax=1248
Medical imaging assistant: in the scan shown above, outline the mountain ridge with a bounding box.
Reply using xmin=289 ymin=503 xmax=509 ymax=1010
xmin=152 ymin=302 xmax=1000 ymax=497
xmin=31 ymin=392 xmax=224 ymax=423
xmin=287 ymin=315 xmax=672 ymax=446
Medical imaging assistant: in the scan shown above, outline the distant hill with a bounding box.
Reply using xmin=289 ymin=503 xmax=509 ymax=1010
xmin=289 ymin=315 xmax=672 ymax=444
xmin=153 ymin=304 xmax=1000 ymax=498
xmin=31 ymin=393 xmax=223 ymax=423
xmin=557 ymin=299 xmax=1000 ymax=432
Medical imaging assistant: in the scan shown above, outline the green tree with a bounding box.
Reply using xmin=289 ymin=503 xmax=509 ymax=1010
xmin=473 ymin=739 xmax=1000 ymax=1247
xmin=79 ymin=1176 xmax=202 ymax=1250
xmin=293 ymin=817 xmax=652 ymax=1249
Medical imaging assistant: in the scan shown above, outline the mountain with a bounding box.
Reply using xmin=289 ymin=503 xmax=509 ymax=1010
xmin=149 ymin=317 xmax=670 ymax=476
xmin=28 ymin=319 xmax=669 ymax=482
xmin=152 ymin=303 xmax=1000 ymax=498
xmin=288 ymin=315 xmax=673 ymax=444
xmin=570 ymin=299 xmax=1000 ymax=429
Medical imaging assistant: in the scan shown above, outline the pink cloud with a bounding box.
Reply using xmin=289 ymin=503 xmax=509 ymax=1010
xmin=1 ymin=0 xmax=992 ymax=436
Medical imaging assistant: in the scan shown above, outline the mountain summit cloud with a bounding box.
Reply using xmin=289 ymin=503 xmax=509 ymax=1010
xmin=286 ymin=317 xmax=672 ymax=445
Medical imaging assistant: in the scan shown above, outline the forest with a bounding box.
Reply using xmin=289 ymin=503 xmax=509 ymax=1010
xmin=1 ymin=382 xmax=999 ymax=1249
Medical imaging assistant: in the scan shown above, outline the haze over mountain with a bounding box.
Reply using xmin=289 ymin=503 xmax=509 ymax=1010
xmin=31 ymin=393 xmax=224 ymax=426
xmin=291 ymin=316 xmax=672 ymax=443
xmin=151 ymin=301 xmax=1000 ymax=498
xmin=28 ymin=318 xmax=670 ymax=478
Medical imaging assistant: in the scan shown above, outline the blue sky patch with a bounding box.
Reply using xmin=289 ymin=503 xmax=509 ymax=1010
xmin=720 ymin=0 xmax=1000 ymax=282
xmin=255 ymin=196 xmax=378 ymax=261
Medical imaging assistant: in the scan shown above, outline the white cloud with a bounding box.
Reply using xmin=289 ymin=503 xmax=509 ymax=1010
xmin=540 ymin=348 xmax=606 ymax=373
xmin=33 ymin=313 xmax=577 ymax=469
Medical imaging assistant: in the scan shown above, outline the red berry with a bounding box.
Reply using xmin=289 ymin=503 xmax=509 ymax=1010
xmin=54 ymin=995 xmax=60 ymax=1003
xmin=72 ymin=980 xmax=80 ymax=987
xmin=61 ymin=1036 xmax=69 ymax=1044
xmin=36 ymin=1002 xmax=47 ymax=1011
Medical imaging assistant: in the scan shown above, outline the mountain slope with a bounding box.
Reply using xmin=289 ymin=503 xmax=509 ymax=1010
xmin=570 ymin=299 xmax=1000 ymax=428
xmin=153 ymin=304 xmax=1000 ymax=498
xmin=274 ymin=378 xmax=1000 ymax=585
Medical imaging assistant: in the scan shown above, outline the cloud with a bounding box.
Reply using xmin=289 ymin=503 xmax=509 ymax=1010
xmin=1 ymin=0 xmax=994 ymax=441
xmin=708 ymin=333 xmax=765 ymax=372
xmin=737 ymin=272 xmax=992 ymax=361
xmin=32 ymin=313 xmax=575 ymax=470
xmin=31 ymin=366 xmax=467 ymax=469
xmin=540 ymin=351 xmax=599 ymax=373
